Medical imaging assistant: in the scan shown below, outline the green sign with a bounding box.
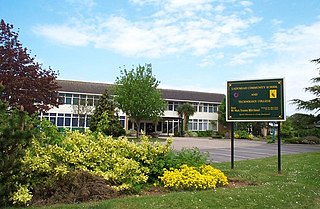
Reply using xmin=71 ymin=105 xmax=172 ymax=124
xmin=227 ymin=78 xmax=285 ymax=121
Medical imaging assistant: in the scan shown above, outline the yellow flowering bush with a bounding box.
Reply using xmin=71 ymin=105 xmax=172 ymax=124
xmin=23 ymin=130 xmax=173 ymax=192
xmin=10 ymin=185 xmax=33 ymax=206
xmin=159 ymin=164 xmax=228 ymax=190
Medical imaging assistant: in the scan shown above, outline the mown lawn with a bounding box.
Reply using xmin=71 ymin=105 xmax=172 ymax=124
xmin=9 ymin=152 xmax=320 ymax=209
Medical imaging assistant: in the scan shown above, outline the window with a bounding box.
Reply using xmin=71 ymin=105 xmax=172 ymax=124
xmin=66 ymin=94 xmax=72 ymax=104
xmin=80 ymin=95 xmax=86 ymax=106
xmin=73 ymin=94 xmax=79 ymax=105
xmin=72 ymin=114 xmax=79 ymax=127
xmin=209 ymin=104 xmax=213 ymax=113
xmin=87 ymin=96 xmax=93 ymax=106
xmin=203 ymin=104 xmax=208 ymax=112
xmin=120 ymin=116 xmax=125 ymax=127
xmin=198 ymin=103 xmax=203 ymax=112
xmin=168 ymin=102 xmax=173 ymax=111
xmin=192 ymin=103 xmax=198 ymax=112
xmin=94 ymin=96 xmax=100 ymax=106
xmin=58 ymin=93 xmax=65 ymax=104
xmin=199 ymin=119 xmax=203 ymax=131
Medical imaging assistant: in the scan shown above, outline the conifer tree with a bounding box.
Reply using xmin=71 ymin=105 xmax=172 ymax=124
xmin=89 ymin=89 xmax=125 ymax=137
xmin=0 ymin=83 xmax=36 ymax=206
xmin=292 ymin=58 xmax=320 ymax=112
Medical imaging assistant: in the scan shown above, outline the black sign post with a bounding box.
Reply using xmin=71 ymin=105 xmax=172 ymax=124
xmin=226 ymin=78 xmax=285 ymax=173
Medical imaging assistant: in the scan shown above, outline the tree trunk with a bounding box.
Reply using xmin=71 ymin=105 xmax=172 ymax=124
xmin=135 ymin=120 xmax=140 ymax=138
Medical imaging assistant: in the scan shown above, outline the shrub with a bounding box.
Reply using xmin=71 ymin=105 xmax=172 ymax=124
xmin=23 ymin=132 xmax=173 ymax=194
xmin=159 ymin=164 xmax=228 ymax=190
xmin=31 ymin=170 xmax=117 ymax=205
xmin=234 ymin=130 xmax=250 ymax=139
xmin=147 ymin=148 xmax=208 ymax=183
xmin=185 ymin=131 xmax=198 ymax=137
xmin=284 ymin=136 xmax=320 ymax=144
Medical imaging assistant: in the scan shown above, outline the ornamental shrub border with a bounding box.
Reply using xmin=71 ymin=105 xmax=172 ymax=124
xmin=8 ymin=121 xmax=229 ymax=206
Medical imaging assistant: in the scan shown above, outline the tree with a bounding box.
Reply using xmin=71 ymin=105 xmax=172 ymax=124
xmin=0 ymin=19 xmax=59 ymax=114
xmin=89 ymin=89 xmax=125 ymax=137
xmin=0 ymin=83 xmax=37 ymax=206
xmin=114 ymin=64 xmax=166 ymax=137
xmin=218 ymin=97 xmax=227 ymax=126
xmin=291 ymin=58 xmax=320 ymax=112
xmin=177 ymin=103 xmax=196 ymax=133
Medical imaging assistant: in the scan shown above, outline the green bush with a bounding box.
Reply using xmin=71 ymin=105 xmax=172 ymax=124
xmin=284 ymin=136 xmax=320 ymax=144
xmin=195 ymin=131 xmax=212 ymax=137
xmin=185 ymin=131 xmax=198 ymax=137
xmin=148 ymin=148 xmax=209 ymax=183
xmin=234 ymin=130 xmax=250 ymax=139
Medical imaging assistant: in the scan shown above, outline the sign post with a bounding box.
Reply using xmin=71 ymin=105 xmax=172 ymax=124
xmin=226 ymin=78 xmax=285 ymax=173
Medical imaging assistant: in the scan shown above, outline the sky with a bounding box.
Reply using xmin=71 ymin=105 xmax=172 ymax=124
xmin=1 ymin=0 xmax=320 ymax=116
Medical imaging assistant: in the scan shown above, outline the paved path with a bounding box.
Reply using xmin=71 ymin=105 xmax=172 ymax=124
xmin=170 ymin=137 xmax=320 ymax=162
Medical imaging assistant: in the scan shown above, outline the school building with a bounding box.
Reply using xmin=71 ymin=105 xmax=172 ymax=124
xmin=41 ymin=80 xmax=225 ymax=135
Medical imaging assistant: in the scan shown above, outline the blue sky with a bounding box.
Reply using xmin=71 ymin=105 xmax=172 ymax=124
xmin=1 ymin=0 xmax=320 ymax=116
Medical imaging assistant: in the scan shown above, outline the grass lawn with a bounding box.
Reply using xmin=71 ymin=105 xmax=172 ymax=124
xmin=10 ymin=152 xmax=320 ymax=209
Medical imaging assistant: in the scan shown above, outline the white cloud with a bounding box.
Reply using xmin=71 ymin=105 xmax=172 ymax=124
xmin=35 ymin=0 xmax=260 ymax=59
xmin=33 ymin=25 xmax=90 ymax=46
xmin=247 ymin=20 xmax=320 ymax=115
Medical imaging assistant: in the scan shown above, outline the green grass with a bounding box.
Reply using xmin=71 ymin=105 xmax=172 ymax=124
xmin=8 ymin=152 xmax=320 ymax=209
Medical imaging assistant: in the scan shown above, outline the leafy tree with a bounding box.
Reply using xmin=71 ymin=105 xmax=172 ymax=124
xmin=177 ymin=103 xmax=196 ymax=132
xmin=0 ymin=19 xmax=59 ymax=114
xmin=114 ymin=64 xmax=166 ymax=137
xmin=218 ymin=97 xmax=227 ymax=126
xmin=89 ymin=89 xmax=125 ymax=137
xmin=291 ymin=58 xmax=320 ymax=112
xmin=0 ymin=83 xmax=37 ymax=206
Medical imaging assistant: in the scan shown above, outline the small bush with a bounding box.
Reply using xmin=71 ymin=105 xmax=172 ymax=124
xmin=31 ymin=170 xmax=118 ymax=205
xmin=185 ymin=131 xmax=198 ymax=137
xmin=284 ymin=136 xmax=320 ymax=144
xmin=234 ymin=130 xmax=251 ymax=139
xmin=159 ymin=164 xmax=228 ymax=190
xmin=148 ymin=148 xmax=208 ymax=183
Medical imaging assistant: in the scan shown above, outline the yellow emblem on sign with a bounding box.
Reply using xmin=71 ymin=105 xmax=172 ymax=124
xmin=270 ymin=90 xmax=277 ymax=98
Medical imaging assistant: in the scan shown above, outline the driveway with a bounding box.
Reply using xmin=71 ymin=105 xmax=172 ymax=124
xmin=170 ymin=137 xmax=320 ymax=163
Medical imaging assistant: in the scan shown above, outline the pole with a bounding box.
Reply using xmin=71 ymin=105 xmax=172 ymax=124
xmin=277 ymin=121 xmax=281 ymax=174
xmin=231 ymin=122 xmax=234 ymax=169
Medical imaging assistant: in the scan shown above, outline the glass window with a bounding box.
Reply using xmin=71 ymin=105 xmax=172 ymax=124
xmin=72 ymin=114 xmax=79 ymax=127
xmin=199 ymin=119 xmax=203 ymax=131
xmin=203 ymin=104 xmax=208 ymax=112
xmin=80 ymin=95 xmax=86 ymax=106
xmin=120 ymin=116 xmax=125 ymax=128
xmin=203 ymin=120 xmax=208 ymax=131
xmin=214 ymin=104 xmax=218 ymax=113
xmin=168 ymin=102 xmax=173 ymax=111
xmin=57 ymin=117 xmax=64 ymax=126
xmin=209 ymin=104 xmax=213 ymax=113
xmin=58 ymin=93 xmax=65 ymax=104
xmin=94 ymin=96 xmax=100 ymax=106
xmin=73 ymin=94 xmax=79 ymax=105
xmin=50 ymin=117 xmax=56 ymax=126
xmin=87 ymin=96 xmax=93 ymax=106
xmin=192 ymin=119 xmax=198 ymax=130
xmin=193 ymin=103 xmax=198 ymax=112
xmin=198 ymin=103 xmax=203 ymax=112
xmin=65 ymin=118 xmax=71 ymax=126
xmin=174 ymin=102 xmax=179 ymax=111
xmin=79 ymin=115 xmax=85 ymax=127
xmin=66 ymin=94 xmax=72 ymax=104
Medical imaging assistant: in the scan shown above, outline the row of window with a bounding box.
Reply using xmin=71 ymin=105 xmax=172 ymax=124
xmin=41 ymin=112 xmax=126 ymax=128
xmin=58 ymin=93 xmax=219 ymax=114
xmin=58 ymin=93 xmax=100 ymax=106
xmin=188 ymin=119 xmax=217 ymax=131
xmin=167 ymin=101 xmax=218 ymax=113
